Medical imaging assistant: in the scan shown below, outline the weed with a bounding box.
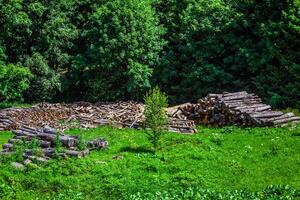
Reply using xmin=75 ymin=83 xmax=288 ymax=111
xmin=210 ymin=133 xmax=223 ymax=145
xmin=76 ymin=137 xmax=87 ymax=151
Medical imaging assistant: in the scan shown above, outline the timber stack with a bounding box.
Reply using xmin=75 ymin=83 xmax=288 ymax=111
xmin=0 ymin=125 xmax=108 ymax=163
xmin=167 ymin=91 xmax=300 ymax=127
xmin=0 ymin=101 xmax=196 ymax=134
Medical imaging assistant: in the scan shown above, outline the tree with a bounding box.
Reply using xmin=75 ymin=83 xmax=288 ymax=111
xmin=0 ymin=61 xmax=32 ymax=102
xmin=154 ymin=0 xmax=300 ymax=109
xmin=24 ymin=53 xmax=61 ymax=102
xmin=72 ymin=0 xmax=165 ymax=101
xmin=155 ymin=0 xmax=240 ymax=103
xmin=0 ymin=0 xmax=78 ymax=102
xmin=144 ymin=87 xmax=168 ymax=150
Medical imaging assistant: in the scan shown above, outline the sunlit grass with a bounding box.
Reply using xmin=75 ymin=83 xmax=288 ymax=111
xmin=0 ymin=125 xmax=299 ymax=199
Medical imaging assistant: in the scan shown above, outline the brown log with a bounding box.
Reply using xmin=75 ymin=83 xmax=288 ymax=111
xmin=37 ymin=133 xmax=77 ymax=148
xmin=249 ymin=111 xmax=283 ymax=119
xmin=3 ymin=143 xmax=13 ymax=150
xmin=233 ymin=104 xmax=267 ymax=110
xmin=43 ymin=126 xmax=57 ymax=135
xmin=12 ymin=130 xmax=36 ymax=137
xmin=221 ymin=94 xmax=255 ymax=101
xmin=273 ymin=116 xmax=300 ymax=125
xmin=14 ymin=136 xmax=32 ymax=141
xmin=261 ymin=113 xmax=295 ymax=122
xmin=222 ymin=91 xmax=248 ymax=97
xmin=8 ymin=139 xmax=21 ymax=144
xmin=40 ymin=140 xmax=52 ymax=148
xmin=65 ymin=150 xmax=84 ymax=157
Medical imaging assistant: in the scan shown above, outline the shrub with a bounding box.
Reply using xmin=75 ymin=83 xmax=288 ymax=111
xmin=144 ymin=87 xmax=168 ymax=150
xmin=77 ymin=136 xmax=87 ymax=151
xmin=0 ymin=61 xmax=32 ymax=102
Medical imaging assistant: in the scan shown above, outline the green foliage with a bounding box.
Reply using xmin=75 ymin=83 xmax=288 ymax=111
xmin=282 ymin=108 xmax=300 ymax=116
xmin=144 ymin=87 xmax=168 ymax=149
xmin=28 ymin=138 xmax=43 ymax=157
xmin=0 ymin=62 xmax=32 ymax=102
xmin=0 ymin=0 xmax=78 ymax=102
xmin=127 ymin=185 xmax=300 ymax=200
xmin=155 ymin=0 xmax=300 ymax=108
xmin=1 ymin=138 xmax=43 ymax=163
xmin=72 ymin=0 xmax=165 ymax=101
xmin=0 ymin=126 xmax=300 ymax=199
xmin=0 ymin=0 xmax=299 ymax=108
xmin=0 ymin=132 xmax=12 ymax=148
xmin=54 ymin=133 xmax=63 ymax=157
xmin=0 ymin=102 xmax=31 ymax=109
xmin=154 ymin=0 xmax=238 ymax=103
xmin=76 ymin=137 xmax=87 ymax=151
xmin=24 ymin=53 xmax=61 ymax=102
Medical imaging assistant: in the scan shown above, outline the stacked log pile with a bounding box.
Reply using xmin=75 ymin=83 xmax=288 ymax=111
xmin=167 ymin=91 xmax=300 ymax=127
xmin=0 ymin=101 xmax=197 ymax=134
xmin=1 ymin=125 xmax=108 ymax=162
xmin=168 ymin=118 xmax=197 ymax=134
xmin=0 ymin=102 xmax=145 ymax=131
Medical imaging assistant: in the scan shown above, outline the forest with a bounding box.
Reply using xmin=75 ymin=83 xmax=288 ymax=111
xmin=0 ymin=0 xmax=299 ymax=108
xmin=1 ymin=0 xmax=300 ymax=199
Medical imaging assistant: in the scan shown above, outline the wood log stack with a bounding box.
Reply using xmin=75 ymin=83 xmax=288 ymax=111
xmin=0 ymin=101 xmax=197 ymax=134
xmin=168 ymin=118 xmax=197 ymax=134
xmin=1 ymin=125 xmax=108 ymax=162
xmin=167 ymin=91 xmax=300 ymax=127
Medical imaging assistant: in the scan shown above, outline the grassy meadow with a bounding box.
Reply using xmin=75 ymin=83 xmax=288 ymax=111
xmin=0 ymin=126 xmax=300 ymax=199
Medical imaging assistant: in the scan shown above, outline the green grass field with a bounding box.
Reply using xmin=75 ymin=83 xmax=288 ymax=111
xmin=0 ymin=126 xmax=300 ymax=199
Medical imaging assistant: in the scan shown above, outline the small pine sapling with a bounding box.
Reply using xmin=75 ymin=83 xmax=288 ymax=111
xmin=144 ymin=87 xmax=168 ymax=150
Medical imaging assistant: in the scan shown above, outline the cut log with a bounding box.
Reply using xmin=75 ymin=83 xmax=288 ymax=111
xmin=12 ymin=130 xmax=35 ymax=137
xmin=249 ymin=111 xmax=284 ymax=118
xmin=273 ymin=117 xmax=300 ymax=125
xmin=3 ymin=143 xmax=13 ymax=150
xmin=40 ymin=140 xmax=52 ymax=148
xmin=37 ymin=133 xmax=76 ymax=148
xmin=261 ymin=113 xmax=295 ymax=122
xmin=43 ymin=126 xmax=57 ymax=135
xmin=65 ymin=150 xmax=84 ymax=157
xmin=8 ymin=139 xmax=21 ymax=144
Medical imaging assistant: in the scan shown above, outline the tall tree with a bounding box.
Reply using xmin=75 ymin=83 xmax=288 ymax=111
xmin=72 ymin=0 xmax=165 ymax=101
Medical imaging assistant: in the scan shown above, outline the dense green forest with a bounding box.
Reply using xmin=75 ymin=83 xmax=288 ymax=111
xmin=0 ymin=0 xmax=300 ymax=108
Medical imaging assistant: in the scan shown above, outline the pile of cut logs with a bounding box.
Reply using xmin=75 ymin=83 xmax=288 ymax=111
xmin=1 ymin=91 xmax=298 ymax=137
xmin=0 ymin=101 xmax=196 ymax=134
xmin=167 ymin=91 xmax=300 ymax=127
xmin=1 ymin=125 xmax=108 ymax=163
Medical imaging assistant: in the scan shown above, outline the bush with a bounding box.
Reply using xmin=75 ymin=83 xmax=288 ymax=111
xmin=144 ymin=87 xmax=168 ymax=150
xmin=0 ymin=61 xmax=32 ymax=102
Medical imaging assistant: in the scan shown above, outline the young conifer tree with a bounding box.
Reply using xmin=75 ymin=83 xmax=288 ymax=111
xmin=144 ymin=87 xmax=168 ymax=150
